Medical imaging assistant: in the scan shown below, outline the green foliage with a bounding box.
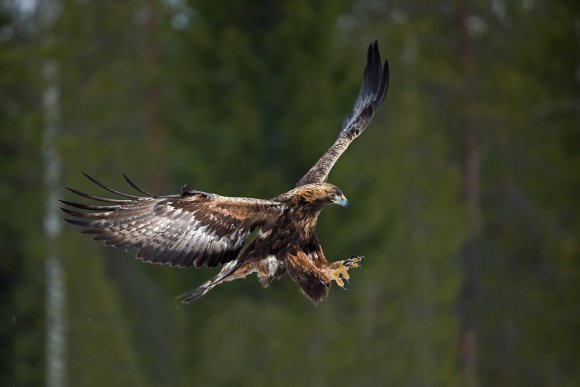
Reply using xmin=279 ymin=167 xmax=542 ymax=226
xmin=64 ymin=240 xmax=146 ymax=387
xmin=0 ymin=7 xmax=45 ymax=387
xmin=474 ymin=2 xmax=580 ymax=385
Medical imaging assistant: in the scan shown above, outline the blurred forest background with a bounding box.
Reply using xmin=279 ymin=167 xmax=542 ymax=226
xmin=1 ymin=0 xmax=579 ymax=386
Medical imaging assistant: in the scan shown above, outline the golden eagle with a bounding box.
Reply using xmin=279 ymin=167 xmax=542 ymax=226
xmin=62 ymin=41 xmax=389 ymax=306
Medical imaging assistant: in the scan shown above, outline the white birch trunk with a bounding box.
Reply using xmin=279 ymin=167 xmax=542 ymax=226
xmin=43 ymin=59 xmax=66 ymax=387
xmin=40 ymin=0 xmax=65 ymax=385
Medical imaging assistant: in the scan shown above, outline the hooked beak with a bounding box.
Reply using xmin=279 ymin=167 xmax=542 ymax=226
xmin=332 ymin=194 xmax=349 ymax=208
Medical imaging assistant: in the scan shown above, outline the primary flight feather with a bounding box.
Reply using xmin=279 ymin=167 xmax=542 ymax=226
xmin=62 ymin=41 xmax=389 ymax=306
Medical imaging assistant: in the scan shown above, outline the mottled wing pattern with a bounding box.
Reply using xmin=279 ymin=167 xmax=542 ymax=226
xmin=61 ymin=174 xmax=284 ymax=268
xmin=296 ymin=41 xmax=389 ymax=186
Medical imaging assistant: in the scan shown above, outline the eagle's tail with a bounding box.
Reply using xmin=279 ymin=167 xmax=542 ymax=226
xmin=176 ymin=260 xmax=242 ymax=306
xmin=176 ymin=283 xmax=213 ymax=305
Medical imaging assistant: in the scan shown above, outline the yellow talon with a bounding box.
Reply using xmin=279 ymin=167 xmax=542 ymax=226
xmin=328 ymin=256 xmax=364 ymax=288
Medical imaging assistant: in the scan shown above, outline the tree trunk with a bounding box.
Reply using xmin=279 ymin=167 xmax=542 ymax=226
xmin=40 ymin=1 xmax=66 ymax=386
xmin=458 ymin=5 xmax=479 ymax=387
xmin=42 ymin=53 xmax=66 ymax=387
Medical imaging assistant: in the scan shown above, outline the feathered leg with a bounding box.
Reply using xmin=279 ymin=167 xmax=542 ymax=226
xmin=305 ymin=238 xmax=364 ymax=291
xmin=285 ymin=250 xmax=331 ymax=306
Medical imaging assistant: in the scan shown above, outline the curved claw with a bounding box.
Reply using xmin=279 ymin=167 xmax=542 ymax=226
xmin=344 ymin=255 xmax=365 ymax=268
xmin=343 ymin=277 xmax=351 ymax=285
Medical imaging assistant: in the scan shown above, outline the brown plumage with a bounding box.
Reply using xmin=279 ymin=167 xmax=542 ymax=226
xmin=62 ymin=41 xmax=389 ymax=306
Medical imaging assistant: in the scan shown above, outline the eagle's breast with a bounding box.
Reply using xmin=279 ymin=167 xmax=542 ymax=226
xmin=285 ymin=205 xmax=321 ymax=241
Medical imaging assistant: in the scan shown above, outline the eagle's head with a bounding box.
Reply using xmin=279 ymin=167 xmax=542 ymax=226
xmin=281 ymin=182 xmax=349 ymax=208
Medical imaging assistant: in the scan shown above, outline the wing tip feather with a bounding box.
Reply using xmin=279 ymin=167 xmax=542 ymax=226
xmin=123 ymin=173 xmax=159 ymax=197
xmin=296 ymin=40 xmax=390 ymax=186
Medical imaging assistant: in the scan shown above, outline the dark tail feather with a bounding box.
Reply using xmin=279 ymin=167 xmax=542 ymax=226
xmin=176 ymin=260 xmax=242 ymax=307
xmin=176 ymin=283 xmax=214 ymax=307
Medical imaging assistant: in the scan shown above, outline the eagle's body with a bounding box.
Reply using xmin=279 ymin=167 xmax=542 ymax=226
xmin=62 ymin=42 xmax=389 ymax=305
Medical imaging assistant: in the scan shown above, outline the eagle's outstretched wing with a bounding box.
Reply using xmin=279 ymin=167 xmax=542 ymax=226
xmin=61 ymin=173 xmax=284 ymax=268
xmin=296 ymin=41 xmax=389 ymax=186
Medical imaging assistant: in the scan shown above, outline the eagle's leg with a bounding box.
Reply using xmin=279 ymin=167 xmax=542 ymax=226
xmin=326 ymin=255 xmax=364 ymax=289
